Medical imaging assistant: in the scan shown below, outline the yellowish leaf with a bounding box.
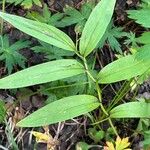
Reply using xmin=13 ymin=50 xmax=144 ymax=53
xmin=104 ymin=142 xmax=115 ymax=150
xmin=31 ymin=131 xmax=51 ymax=143
xmin=115 ymin=136 xmax=131 ymax=150
xmin=104 ymin=136 xmax=131 ymax=150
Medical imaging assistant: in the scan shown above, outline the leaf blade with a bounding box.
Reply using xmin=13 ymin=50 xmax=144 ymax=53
xmin=79 ymin=0 xmax=116 ymax=57
xmin=110 ymin=102 xmax=150 ymax=118
xmin=0 ymin=59 xmax=85 ymax=89
xmin=17 ymin=95 xmax=99 ymax=127
xmin=98 ymin=48 xmax=150 ymax=84
xmin=0 ymin=12 xmax=75 ymax=51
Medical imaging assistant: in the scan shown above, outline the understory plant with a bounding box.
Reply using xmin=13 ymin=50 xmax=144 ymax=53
xmin=6 ymin=0 xmax=42 ymax=9
xmin=0 ymin=34 xmax=30 ymax=74
xmin=0 ymin=0 xmax=150 ymax=144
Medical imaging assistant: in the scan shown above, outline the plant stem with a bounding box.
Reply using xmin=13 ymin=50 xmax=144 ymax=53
xmin=108 ymin=118 xmax=118 ymax=136
xmin=81 ymin=55 xmax=118 ymax=136
xmin=83 ymin=57 xmax=96 ymax=82
xmin=96 ymin=82 xmax=108 ymax=116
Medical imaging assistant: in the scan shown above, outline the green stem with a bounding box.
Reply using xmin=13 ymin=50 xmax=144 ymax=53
xmin=96 ymin=82 xmax=108 ymax=116
xmin=91 ymin=117 xmax=109 ymax=125
xmin=70 ymin=51 xmax=118 ymax=136
xmin=83 ymin=57 xmax=96 ymax=82
xmin=108 ymin=118 xmax=118 ymax=136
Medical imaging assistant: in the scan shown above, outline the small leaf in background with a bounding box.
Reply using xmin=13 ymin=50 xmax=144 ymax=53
xmin=124 ymin=32 xmax=138 ymax=47
xmin=0 ymin=100 xmax=6 ymax=123
xmin=58 ymin=1 xmax=94 ymax=31
xmin=79 ymin=0 xmax=116 ymax=57
xmin=97 ymin=20 xmax=127 ymax=53
xmin=0 ymin=59 xmax=85 ymax=89
xmin=6 ymin=0 xmax=42 ymax=9
xmin=31 ymin=40 xmax=74 ymax=61
xmin=142 ymin=130 xmax=150 ymax=149
xmin=0 ymin=12 xmax=76 ymax=51
xmin=76 ymin=142 xmax=89 ymax=150
xmin=0 ymin=34 xmax=31 ymax=74
xmin=128 ymin=0 xmax=150 ymax=28
xmin=98 ymin=47 xmax=150 ymax=84
xmin=136 ymin=119 xmax=150 ymax=149
xmin=110 ymin=101 xmax=150 ymax=118
xmin=58 ymin=5 xmax=84 ymax=27
xmin=88 ymin=128 xmax=105 ymax=143
xmin=17 ymin=95 xmax=99 ymax=127
xmin=104 ymin=136 xmax=131 ymax=150
xmin=26 ymin=4 xmax=64 ymax=27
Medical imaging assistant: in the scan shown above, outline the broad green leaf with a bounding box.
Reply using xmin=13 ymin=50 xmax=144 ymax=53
xmin=98 ymin=48 xmax=150 ymax=84
xmin=0 ymin=59 xmax=85 ymax=89
xmin=17 ymin=95 xmax=99 ymax=127
xmin=0 ymin=12 xmax=75 ymax=51
xmin=136 ymin=32 xmax=150 ymax=44
xmin=110 ymin=102 xmax=150 ymax=118
xmin=79 ymin=0 xmax=116 ymax=57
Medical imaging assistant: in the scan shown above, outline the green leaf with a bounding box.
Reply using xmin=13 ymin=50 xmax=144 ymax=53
xmin=0 ymin=59 xmax=85 ymax=89
xmin=128 ymin=1 xmax=150 ymax=28
xmin=110 ymin=101 xmax=150 ymax=118
xmin=79 ymin=0 xmax=116 ymax=57
xmin=6 ymin=0 xmax=42 ymax=9
xmin=0 ymin=12 xmax=75 ymax=51
xmin=76 ymin=142 xmax=89 ymax=150
xmin=57 ymin=6 xmax=84 ymax=27
xmin=31 ymin=40 xmax=74 ymax=61
xmin=97 ymin=20 xmax=127 ymax=53
xmin=88 ymin=128 xmax=105 ymax=143
xmin=0 ymin=100 xmax=6 ymax=123
xmin=0 ymin=34 xmax=30 ymax=74
xmin=136 ymin=32 xmax=150 ymax=44
xmin=17 ymin=95 xmax=99 ymax=127
xmin=98 ymin=48 xmax=150 ymax=84
xmin=26 ymin=4 xmax=64 ymax=27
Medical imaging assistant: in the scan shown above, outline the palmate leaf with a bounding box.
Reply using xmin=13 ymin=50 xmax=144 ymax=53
xmin=0 ymin=12 xmax=75 ymax=51
xmin=31 ymin=41 xmax=74 ymax=61
xmin=79 ymin=0 xmax=116 ymax=57
xmin=0 ymin=59 xmax=85 ymax=89
xmin=98 ymin=47 xmax=150 ymax=84
xmin=97 ymin=20 xmax=127 ymax=53
xmin=0 ymin=34 xmax=31 ymax=74
xmin=26 ymin=4 xmax=64 ymax=27
xmin=128 ymin=0 xmax=150 ymax=28
xmin=17 ymin=95 xmax=99 ymax=127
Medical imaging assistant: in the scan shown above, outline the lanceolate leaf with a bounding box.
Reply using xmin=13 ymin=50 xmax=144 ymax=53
xmin=98 ymin=48 xmax=150 ymax=84
xmin=110 ymin=102 xmax=150 ymax=118
xmin=79 ymin=0 xmax=116 ymax=57
xmin=17 ymin=95 xmax=99 ymax=127
xmin=0 ymin=59 xmax=85 ymax=89
xmin=136 ymin=32 xmax=150 ymax=44
xmin=0 ymin=12 xmax=75 ymax=51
